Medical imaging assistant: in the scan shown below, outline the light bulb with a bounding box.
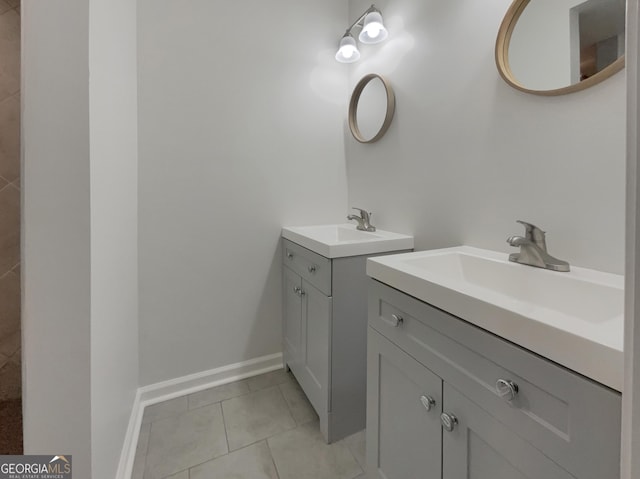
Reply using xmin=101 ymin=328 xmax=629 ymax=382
xmin=335 ymin=34 xmax=361 ymax=63
xmin=359 ymin=11 xmax=388 ymax=44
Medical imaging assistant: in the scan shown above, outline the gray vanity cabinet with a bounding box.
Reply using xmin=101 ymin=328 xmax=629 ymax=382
xmin=282 ymin=265 xmax=331 ymax=419
xmin=442 ymin=383 xmax=573 ymax=479
xmin=367 ymin=279 xmax=622 ymax=479
xmin=282 ymin=238 xmax=411 ymax=444
xmin=366 ymin=328 xmax=442 ymax=479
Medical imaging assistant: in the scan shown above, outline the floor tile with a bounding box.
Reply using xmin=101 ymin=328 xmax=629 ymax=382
xmin=268 ymin=420 xmax=362 ymax=479
xmin=343 ymin=430 xmax=366 ymax=470
xmin=142 ymin=396 xmax=188 ymax=424
xmin=279 ymin=379 xmax=317 ymax=425
xmin=188 ymin=380 xmax=249 ymax=409
xmin=222 ymin=385 xmax=296 ymax=451
xmin=131 ymin=423 xmax=151 ymax=479
xmin=246 ymin=368 xmax=293 ymax=391
xmin=144 ymin=403 xmax=227 ymax=479
xmin=162 ymin=472 xmax=187 ymax=479
xmin=190 ymin=441 xmax=278 ymax=479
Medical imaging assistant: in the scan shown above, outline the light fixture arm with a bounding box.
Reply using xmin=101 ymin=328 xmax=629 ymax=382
xmin=343 ymin=4 xmax=380 ymax=36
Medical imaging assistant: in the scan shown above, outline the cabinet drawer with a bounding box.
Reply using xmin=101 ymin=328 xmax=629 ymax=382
xmin=368 ymin=279 xmax=621 ymax=479
xmin=283 ymin=239 xmax=331 ymax=296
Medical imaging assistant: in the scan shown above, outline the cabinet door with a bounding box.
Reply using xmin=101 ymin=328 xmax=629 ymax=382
xmin=298 ymin=279 xmax=332 ymax=419
xmin=367 ymin=328 xmax=442 ymax=479
xmin=283 ymin=266 xmax=302 ymax=372
xmin=442 ymin=383 xmax=573 ymax=479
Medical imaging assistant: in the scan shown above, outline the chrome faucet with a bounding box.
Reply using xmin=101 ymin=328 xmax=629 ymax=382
xmin=506 ymin=220 xmax=570 ymax=272
xmin=347 ymin=207 xmax=376 ymax=232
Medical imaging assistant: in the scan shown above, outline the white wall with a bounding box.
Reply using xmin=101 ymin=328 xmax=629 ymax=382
xmin=137 ymin=0 xmax=349 ymax=385
xmin=89 ymin=0 xmax=139 ymax=478
xmin=22 ymin=1 xmax=92 ymax=477
xmin=23 ymin=0 xmax=138 ymax=477
xmin=346 ymin=0 xmax=625 ymax=274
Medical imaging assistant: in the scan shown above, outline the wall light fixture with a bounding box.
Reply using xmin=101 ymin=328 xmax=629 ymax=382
xmin=335 ymin=5 xmax=389 ymax=63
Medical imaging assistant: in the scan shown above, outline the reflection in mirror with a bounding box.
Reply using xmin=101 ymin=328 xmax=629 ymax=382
xmin=348 ymin=74 xmax=395 ymax=143
xmin=356 ymin=78 xmax=388 ymax=141
xmin=496 ymin=0 xmax=625 ymax=95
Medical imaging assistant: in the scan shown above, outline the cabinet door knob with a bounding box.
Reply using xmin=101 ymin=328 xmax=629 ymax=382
xmin=293 ymin=286 xmax=300 ymax=295
xmin=299 ymin=288 xmax=306 ymax=296
xmin=495 ymin=379 xmax=519 ymax=401
xmin=441 ymin=412 xmax=458 ymax=432
xmin=420 ymin=395 xmax=436 ymax=412
xmin=308 ymin=265 xmax=316 ymax=274
xmin=287 ymin=251 xmax=294 ymax=259
xmin=390 ymin=314 xmax=403 ymax=327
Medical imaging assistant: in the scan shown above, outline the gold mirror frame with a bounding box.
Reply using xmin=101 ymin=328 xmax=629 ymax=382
xmin=348 ymin=74 xmax=396 ymax=143
xmin=495 ymin=0 xmax=625 ymax=96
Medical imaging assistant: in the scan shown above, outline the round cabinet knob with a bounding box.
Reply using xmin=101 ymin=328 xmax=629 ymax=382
xmin=299 ymin=288 xmax=306 ymax=296
xmin=293 ymin=286 xmax=300 ymax=294
xmin=420 ymin=395 xmax=436 ymax=412
xmin=308 ymin=265 xmax=317 ymax=274
xmin=441 ymin=412 xmax=458 ymax=432
xmin=391 ymin=314 xmax=403 ymax=327
xmin=287 ymin=252 xmax=294 ymax=259
xmin=496 ymin=379 xmax=519 ymax=401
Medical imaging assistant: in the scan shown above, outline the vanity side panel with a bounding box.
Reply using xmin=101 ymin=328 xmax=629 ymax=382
xmin=329 ymin=250 xmax=411 ymax=442
xmin=329 ymin=255 xmax=369 ymax=441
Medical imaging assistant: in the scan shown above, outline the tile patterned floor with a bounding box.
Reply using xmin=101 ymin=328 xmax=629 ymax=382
xmin=132 ymin=369 xmax=367 ymax=479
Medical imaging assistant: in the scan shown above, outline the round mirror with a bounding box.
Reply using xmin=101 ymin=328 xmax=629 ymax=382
xmin=348 ymin=74 xmax=395 ymax=143
xmin=496 ymin=0 xmax=625 ymax=95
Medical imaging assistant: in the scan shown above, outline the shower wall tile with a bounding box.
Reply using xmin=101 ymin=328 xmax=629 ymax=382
xmin=0 ymin=271 xmax=19 ymax=341
xmin=0 ymin=184 xmax=19 ymax=273
xmin=0 ymin=2 xmax=11 ymax=15
xmin=0 ymin=95 xmax=20 ymax=183
xmin=0 ymin=2 xmax=18 ymax=409
xmin=0 ymin=9 xmax=19 ymax=101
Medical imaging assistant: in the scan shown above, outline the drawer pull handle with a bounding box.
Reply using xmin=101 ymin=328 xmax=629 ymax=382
xmin=308 ymin=265 xmax=317 ymax=274
xmin=441 ymin=412 xmax=458 ymax=432
xmin=496 ymin=379 xmax=519 ymax=401
xmin=420 ymin=395 xmax=436 ymax=412
xmin=390 ymin=314 xmax=403 ymax=327
xmin=287 ymin=251 xmax=294 ymax=259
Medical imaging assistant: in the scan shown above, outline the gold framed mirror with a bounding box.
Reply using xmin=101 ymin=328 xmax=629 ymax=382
xmin=496 ymin=0 xmax=625 ymax=96
xmin=348 ymin=74 xmax=396 ymax=143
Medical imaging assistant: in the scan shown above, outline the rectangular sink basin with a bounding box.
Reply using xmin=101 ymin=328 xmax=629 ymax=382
xmin=282 ymin=224 xmax=413 ymax=258
xmin=367 ymin=246 xmax=624 ymax=391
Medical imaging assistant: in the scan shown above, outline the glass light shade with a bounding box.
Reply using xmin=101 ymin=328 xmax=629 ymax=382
xmin=335 ymin=34 xmax=361 ymax=63
xmin=358 ymin=11 xmax=388 ymax=44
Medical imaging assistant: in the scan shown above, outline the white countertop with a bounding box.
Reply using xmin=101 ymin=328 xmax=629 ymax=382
xmin=282 ymin=223 xmax=414 ymax=258
xmin=367 ymin=246 xmax=624 ymax=391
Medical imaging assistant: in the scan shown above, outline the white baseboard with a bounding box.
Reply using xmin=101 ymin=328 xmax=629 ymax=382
xmin=115 ymin=352 xmax=283 ymax=479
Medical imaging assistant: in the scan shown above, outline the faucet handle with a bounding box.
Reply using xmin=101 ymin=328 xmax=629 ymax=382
xmin=515 ymin=220 xmax=547 ymax=249
xmin=351 ymin=207 xmax=371 ymax=220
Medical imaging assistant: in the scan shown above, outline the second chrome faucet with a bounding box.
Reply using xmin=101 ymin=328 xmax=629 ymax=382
xmin=507 ymin=220 xmax=570 ymax=272
xmin=347 ymin=207 xmax=376 ymax=232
